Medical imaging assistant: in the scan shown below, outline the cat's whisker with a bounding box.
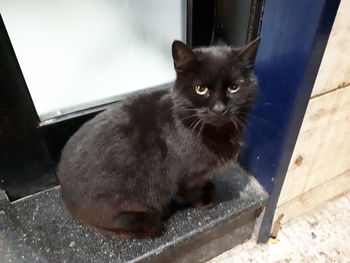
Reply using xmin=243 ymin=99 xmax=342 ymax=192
xmin=191 ymin=119 xmax=202 ymax=136
xmin=232 ymin=120 xmax=239 ymax=131
xmin=179 ymin=114 xmax=198 ymax=121
xmin=191 ymin=118 xmax=201 ymax=130
xmin=188 ymin=118 xmax=199 ymax=131
xmin=235 ymin=112 xmax=279 ymax=137
xmin=246 ymin=113 xmax=278 ymax=130
xmin=182 ymin=108 xmax=199 ymax=111
xmin=236 ymin=115 xmax=246 ymax=125
xmin=197 ymin=121 xmax=205 ymax=138
xmin=238 ymin=117 xmax=272 ymax=141
xmin=233 ymin=113 xmax=275 ymax=141
xmin=230 ymin=116 xmax=243 ymax=132
xmin=162 ymin=105 xmax=197 ymax=119
xmin=159 ymin=104 xmax=177 ymax=118
xmin=188 ymin=118 xmax=201 ymax=136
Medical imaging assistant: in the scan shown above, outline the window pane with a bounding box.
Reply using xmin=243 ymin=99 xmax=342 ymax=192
xmin=1 ymin=0 xmax=185 ymax=120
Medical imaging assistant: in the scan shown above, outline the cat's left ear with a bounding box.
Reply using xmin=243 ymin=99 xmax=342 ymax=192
xmin=237 ymin=37 xmax=261 ymax=68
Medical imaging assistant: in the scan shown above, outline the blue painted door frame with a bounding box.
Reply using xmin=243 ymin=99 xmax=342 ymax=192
xmin=239 ymin=0 xmax=340 ymax=242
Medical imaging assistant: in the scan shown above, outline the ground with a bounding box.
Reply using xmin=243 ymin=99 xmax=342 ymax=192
xmin=209 ymin=191 xmax=350 ymax=263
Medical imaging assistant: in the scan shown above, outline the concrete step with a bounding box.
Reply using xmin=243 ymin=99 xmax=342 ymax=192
xmin=0 ymin=166 xmax=267 ymax=263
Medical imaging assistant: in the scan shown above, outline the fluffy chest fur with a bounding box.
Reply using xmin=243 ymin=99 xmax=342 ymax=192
xmin=119 ymin=89 xmax=240 ymax=180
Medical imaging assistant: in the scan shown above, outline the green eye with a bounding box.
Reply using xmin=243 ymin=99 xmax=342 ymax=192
xmin=195 ymin=85 xmax=209 ymax=95
xmin=227 ymin=84 xmax=240 ymax=94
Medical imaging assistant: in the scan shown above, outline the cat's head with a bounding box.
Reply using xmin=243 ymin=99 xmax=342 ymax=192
xmin=171 ymin=39 xmax=260 ymax=129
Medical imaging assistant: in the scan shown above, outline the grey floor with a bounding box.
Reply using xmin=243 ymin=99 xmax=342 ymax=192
xmin=0 ymin=167 xmax=267 ymax=263
xmin=208 ymin=191 xmax=350 ymax=263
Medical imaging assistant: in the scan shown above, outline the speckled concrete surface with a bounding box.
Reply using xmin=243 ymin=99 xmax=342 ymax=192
xmin=208 ymin=191 xmax=350 ymax=263
xmin=0 ymin=166 xmax=267 ymax=263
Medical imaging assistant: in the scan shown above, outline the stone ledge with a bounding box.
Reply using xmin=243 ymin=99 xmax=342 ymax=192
xmin=0 ymin=166 xmax=267 ymax=263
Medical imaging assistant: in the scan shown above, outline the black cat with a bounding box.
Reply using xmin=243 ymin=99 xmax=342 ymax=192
xmin=57 ymin=39 xmax=260 ymax=238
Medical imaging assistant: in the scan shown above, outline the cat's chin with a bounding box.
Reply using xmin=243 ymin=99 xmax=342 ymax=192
xmin=204 ymin=119 xmax=229 ymax=127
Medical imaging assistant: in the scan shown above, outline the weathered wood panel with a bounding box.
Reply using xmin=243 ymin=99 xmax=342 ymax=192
xmin=275 ymin=169 xmax=350 ymax=223
xmin=312 ymin=0 xmax=350 ymax=96
xmin=278 ymin=86 xmax=350 ymax=204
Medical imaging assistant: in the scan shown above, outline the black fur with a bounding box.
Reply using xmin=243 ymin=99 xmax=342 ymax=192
xmin=57 ymin=39 xmax=260 ymax=238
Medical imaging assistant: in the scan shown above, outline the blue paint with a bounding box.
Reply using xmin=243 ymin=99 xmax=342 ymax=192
xmin=240 ymin=0 xmax=340 ymax=193
xmin=239 ymin=0 xmax=340 ymax=242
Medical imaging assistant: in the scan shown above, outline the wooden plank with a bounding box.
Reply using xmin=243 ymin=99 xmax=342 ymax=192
xmin=275 ymin=169 xmax=350 ymax=224
xmin=304 ymin=86 xmax=350 ymax=191
xmin=312 ymin=0 xmax=350 ymax=96
xmin=278 ymin=85 xmax=350 ymax=204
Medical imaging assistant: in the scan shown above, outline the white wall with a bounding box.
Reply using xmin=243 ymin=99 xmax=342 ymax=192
xmin=0 ymin=0 xmax=185 ymax=120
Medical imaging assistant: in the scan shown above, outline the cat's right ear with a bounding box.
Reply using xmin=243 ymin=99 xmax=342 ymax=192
xmin=172 ymin=40 xmax=197 ymax=73
xmin=237 ymin=38 xmax=260 ymax=68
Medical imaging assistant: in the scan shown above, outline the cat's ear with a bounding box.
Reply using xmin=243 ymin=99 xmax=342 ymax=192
xmin=237 ymin=37 xmax=260 ymax=68
xmin=172 ymin=40 xmax=197 ymax=73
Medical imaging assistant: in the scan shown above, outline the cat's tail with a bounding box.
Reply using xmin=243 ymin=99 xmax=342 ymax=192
xmin=87 ymin=211 xmax=165 ymax=239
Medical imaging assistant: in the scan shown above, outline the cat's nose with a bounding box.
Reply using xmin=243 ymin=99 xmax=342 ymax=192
xmin=212 ymin=102 xmax=226 ymax=114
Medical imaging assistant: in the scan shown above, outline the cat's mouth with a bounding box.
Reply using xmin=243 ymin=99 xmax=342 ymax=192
xmin=208 ymin=119 xmax=226 ymax=126
xmin=180 ymin=108 xmax=231 ymax=128
xmin=205 ymin=118 xmax=227 ymax=127
xmin=197 ymin=111 xmax=229 ymax=127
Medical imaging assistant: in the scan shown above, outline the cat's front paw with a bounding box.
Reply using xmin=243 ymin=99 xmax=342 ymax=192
xmin=193 ymin=181 xmax=215 ymax=210
xmin=193 ymin=200 xmax=215 ymax=210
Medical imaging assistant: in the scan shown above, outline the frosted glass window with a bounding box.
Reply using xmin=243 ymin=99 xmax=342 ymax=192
xmin=1 ymin=0 xmax=186 ymax=120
